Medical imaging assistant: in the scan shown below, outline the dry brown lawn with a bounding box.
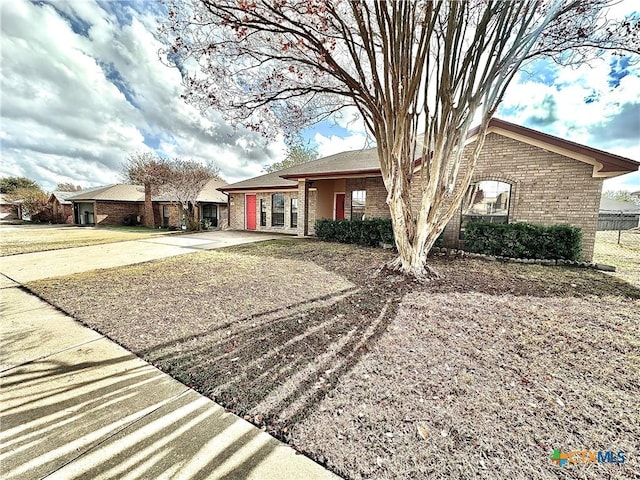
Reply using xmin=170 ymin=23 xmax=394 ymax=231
xmin=28 ymin=240 xmax=640 ymax=480
xmin=0 ymin=224 xmax=173 ymax=256
xmin=594 ymin=229 xmax=640 ymax=288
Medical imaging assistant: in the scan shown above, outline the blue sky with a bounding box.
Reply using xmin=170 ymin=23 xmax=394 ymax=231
xmin=1 ymin=0 xmax=638 ymax=193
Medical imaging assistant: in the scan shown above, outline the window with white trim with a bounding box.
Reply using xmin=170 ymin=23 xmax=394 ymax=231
xmin=351 ymin=190 xmax=366 ymax=220
xmin=271 ymin=194 xmax=285 ymax=226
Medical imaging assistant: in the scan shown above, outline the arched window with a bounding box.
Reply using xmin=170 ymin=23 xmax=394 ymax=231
xmin=460 ymin=180 xmax=511 ymax=238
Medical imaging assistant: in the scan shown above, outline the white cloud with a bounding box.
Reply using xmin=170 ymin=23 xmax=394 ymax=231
xmin=0 ymin=0 xmax=283 ymax=191
xmin=1 ymin=0 xmax=637 ymax=194
xmin=499 ymin=52 xmax=640 ymax=191
xmin=314 ymin=132 xmax=371 ymax=158
xmin=331 ymin=106 xmax=368 ymax=135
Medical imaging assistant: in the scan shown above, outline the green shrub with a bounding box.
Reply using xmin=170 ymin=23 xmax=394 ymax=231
xmin=463 ymin=221 xmax=582 ymax=260
xmin=315 ymin=218 xmax=395 ymax=247
xmin=315 ymin=218 xmax=449 ymax=251
xmin=377 ymin=219 xmax=395 ymax=245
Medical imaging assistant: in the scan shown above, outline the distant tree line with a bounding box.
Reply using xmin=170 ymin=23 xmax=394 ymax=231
xmin=603 ymin=190 xmax=640 ymax=206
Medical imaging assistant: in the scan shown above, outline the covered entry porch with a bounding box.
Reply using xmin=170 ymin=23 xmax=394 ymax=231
xmin=294 ymin=176 xmax=390 ymax=236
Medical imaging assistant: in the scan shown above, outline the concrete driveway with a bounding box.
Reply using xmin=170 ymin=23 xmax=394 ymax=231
xmin=0 ymin=230 xmax=288 ymax=284
xmin=0 ymin=230 xmax=338 ymax=480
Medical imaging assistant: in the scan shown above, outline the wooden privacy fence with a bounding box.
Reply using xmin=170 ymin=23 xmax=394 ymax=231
xmin=597 ymin=212 xmax=640 ymax=231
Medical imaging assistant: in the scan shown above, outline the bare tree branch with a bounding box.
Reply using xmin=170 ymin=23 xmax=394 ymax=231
xmin=160 ymin=0 xmax=639 ymax=277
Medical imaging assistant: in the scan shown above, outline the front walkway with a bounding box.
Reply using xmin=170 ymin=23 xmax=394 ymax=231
xmin=0 ymin=231 xmax=337 ymax=480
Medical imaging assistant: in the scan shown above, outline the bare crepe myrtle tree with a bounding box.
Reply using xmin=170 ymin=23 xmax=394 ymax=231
xmin=163 ymin=159 xmax=222 ymax=230
xmin=55 ymin=183 xmax=83 ymax=192
xmin=162 ymin=0 xmax=639 ymax=278
xmin=123 ymin=152 xmax=172 ymax=228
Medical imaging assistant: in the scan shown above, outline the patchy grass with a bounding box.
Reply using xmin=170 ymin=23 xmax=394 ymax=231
xmin=0 ymin=224 xmax=174 ymax=256
xmin=28 ymin=240 xmax=640 ymax=480
xmin=594 ymin=229 xmax=640 ymax=288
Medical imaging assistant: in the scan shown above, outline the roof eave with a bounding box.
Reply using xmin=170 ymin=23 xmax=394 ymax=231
xmin=219 ymin=185 xmax=299 ymax=192
xmin=280 ymin=168 xmax=382 ymax=180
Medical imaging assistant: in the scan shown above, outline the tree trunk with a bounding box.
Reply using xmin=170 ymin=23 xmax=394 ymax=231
xmin=386 ymin=192 xmax=443 ymax=280
xmin=144 ymin=184 xmax=154 ymax=228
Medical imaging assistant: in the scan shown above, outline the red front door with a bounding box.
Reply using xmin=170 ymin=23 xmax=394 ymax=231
xmin=335 ymin=193 xmax=345 ymax=220
xmin=246 ymin=195 xmax=257 ymax=230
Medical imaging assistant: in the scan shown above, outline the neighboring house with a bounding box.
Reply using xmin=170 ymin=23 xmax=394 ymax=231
xmin=155 ymin=178 xmax=229 ymax=228
xmin=48 ymin=191 xmax=76 ymax=224
xmin=0 ymin=194 xmax=20 ymax=220
xmin=68 ymin=184 xmax=145 ymax=226
xmin=196 ymin=178 xmax=229 ymax=228
xmin=67 ymin=179 xmax=228 ymax=228
xmin=598 ymin=197 xmax=640 ymax=231
xmin=221 ymin=118 xmax=639 ymax=261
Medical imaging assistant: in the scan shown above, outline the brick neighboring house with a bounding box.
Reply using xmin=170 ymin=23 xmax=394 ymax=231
xmin=221 ymin=118 xmax=639 ymax=261
xmin=155 ymin=178 xmax=229 ymax=229
xmin=67 ymin=178 xmax=228 ymax=228
xmin=0 ymin=194 xmax=20 ymax=220
xmin=47 ymin=191 xmax=76 ymax=224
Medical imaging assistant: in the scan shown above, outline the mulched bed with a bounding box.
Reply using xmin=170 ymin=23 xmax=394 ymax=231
xmin=28 ymin=240 xmax=640 ymax=479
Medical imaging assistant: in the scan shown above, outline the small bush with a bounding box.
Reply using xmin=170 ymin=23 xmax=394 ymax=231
xmin=315 ymin=218 xmax=395 ymax=247
xmin=463 ymin=222 xmax=582 ymax=260
xmin=377 ymin=219 xmax=395 ymax=245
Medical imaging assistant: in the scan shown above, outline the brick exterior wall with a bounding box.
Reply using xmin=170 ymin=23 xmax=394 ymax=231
xmin=94 ymin=201 xmax=145 ymax=226
xmin=158 ymin=203 xmax=182 ymax=228
xmin=229 ymin=193 xmax=245 ymax=229
xmin=308 ymin=191 xmax=318 ymax=234
xmin=228 ymin=191 xmax=308 ymax=234
xmin=51 ymin=200 xmax=74 ymax=224
xmin=345 ymin=177 xmax=389 ymax=219
xmin=218 ymin=205 xmax=229 ymax=229
xmin=0 ymin=203 xmax=20 ymax=220
xmin=340 ymin=134 xmax=603 ymax=260
xmin=298 ymin=182 xmax=309 ymax=235
xmin=437 ymin=133 xmax=602 ymax=261
xmin=227 ymin=133 xmax=604 ymax=260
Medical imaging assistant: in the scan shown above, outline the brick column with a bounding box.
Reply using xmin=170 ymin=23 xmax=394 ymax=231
xmin=298 ymin=179 xmax=309 ymax=236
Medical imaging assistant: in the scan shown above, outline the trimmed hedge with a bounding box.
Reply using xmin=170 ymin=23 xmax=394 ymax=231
xmin=315 ymin=218 xmax=394 ymax=247
xmin=315 ymin=218 xmax=444 ymax=249
xmin=463 ymin=221 xmax=582 ymax=260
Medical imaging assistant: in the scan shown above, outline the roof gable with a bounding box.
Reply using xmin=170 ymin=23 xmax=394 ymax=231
xmin=221 ymin=170 xmax=298 ymax=191
xmin=49 ymin=191 xmax=77 ymax=204
xmin=469 ymin=118 xmax=640 ymax=178
xmin=196 ymin=178 xmax=228 ymax=203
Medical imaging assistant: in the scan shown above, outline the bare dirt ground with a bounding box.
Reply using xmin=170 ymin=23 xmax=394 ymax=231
xmin=28 ymin=240 xmax=640 ymax=479
xmin=0 ymin=224 xmax=172 ymax=256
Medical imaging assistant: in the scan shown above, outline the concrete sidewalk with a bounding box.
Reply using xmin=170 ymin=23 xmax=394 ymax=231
xmin=0 ymin=232 xmax=338 ymax=480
